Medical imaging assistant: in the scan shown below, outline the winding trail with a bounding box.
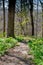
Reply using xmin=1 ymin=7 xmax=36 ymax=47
xmin=0 ymin=42 xmax=34 ymax=65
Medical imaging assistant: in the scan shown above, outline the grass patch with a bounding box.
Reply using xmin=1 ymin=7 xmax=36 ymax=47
xmin=28 ymin=38 xmax=43 ymax=65
xmin=0 ymin=37 xmax=18 ymax=56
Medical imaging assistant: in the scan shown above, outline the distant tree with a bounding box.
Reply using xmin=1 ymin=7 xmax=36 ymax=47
xmin=29 ymin=0 xmax=34 ymax=36
xmin=39 ymin=0 xmax=43 ymax=37
xmin=0 ymin=0 xmax=2 ymax=8
xmin=7 ymin=0 xmax=16 ymax=37
xmin=3 ymin=0 xmax=5 ymax=37
xmin=19 ymin=0 xmax=29 ymax=36
xmin=36 ymin=0 xmax=39 ymax=36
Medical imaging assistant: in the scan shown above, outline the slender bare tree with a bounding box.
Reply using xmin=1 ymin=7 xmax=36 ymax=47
xmin=39 ymin=0 xmax=43 ymax=37
xmin=3 ymin=0 xmax=5 ymax=37
xmin=29 ymin=0 xmax=34 ymax=36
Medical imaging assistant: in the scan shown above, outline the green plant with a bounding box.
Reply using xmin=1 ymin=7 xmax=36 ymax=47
xmin=0 ymin=37 xmax=18 ymax=56
xmin=16 ymin=36 xmax=24 ymax=42
xmin=28 ymin=38 xmax=43 ymax=65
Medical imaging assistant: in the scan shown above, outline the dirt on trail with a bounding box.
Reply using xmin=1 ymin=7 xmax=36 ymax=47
xmin=0 ymin=42 xmax=34 ymax=65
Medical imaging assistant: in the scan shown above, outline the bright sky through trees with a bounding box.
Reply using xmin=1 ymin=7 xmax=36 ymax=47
xmin=0 ymin=0 xmax=42 ymax=10
xmin=33 ymin=0 xmax=41 ymax=10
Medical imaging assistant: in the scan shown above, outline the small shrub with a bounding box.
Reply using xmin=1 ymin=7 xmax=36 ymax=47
xmin=0 ymin=37 xmax=18 ymax=56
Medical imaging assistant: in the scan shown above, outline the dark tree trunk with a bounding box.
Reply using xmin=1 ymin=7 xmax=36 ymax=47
xmin=42 ymin=6 xmax=43 ymax=37
xmin=7 ymin=0 xmax=16 ymax=37
xmin=3 ymin=0 xmax=5 ymax=37
xmin=29 ymin=0 xmax=34 ymax=36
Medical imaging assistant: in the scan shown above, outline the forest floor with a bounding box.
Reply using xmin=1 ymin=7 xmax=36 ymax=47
xmin=0 ymin=42 xmax=34 ymax=65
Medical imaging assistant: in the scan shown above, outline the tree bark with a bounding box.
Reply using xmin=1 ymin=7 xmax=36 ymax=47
xmin=39 ymin=0 xmax=43 ymax=37
xmin=7 ymin=0 xmax=16 ymax=37
xmin=42 ymin=6 xmax=43 ymax=37
xmin=29 ymin=0 xmax=34 ymax=36
xmin=3 ymin=0 xmax=5 ymax=37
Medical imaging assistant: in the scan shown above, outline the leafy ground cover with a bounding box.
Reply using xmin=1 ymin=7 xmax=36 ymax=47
xmin=0 ymin=37 xmax=18 ymax=56
xmin=16 ymin=36 xmax=43 ymax=65
xmin=28 ymin=38 xmax=43 ymax=65
xmin=0 ymin=35 xmax=43 ymax=65
xmin=16 ymin=35 xmax=34 ymax=43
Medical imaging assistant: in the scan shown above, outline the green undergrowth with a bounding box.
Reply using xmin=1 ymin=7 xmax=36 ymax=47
xmin=0 ymin=37 xmax=18 ymax=56
xmin=28 ymin=38 xmax=43 ymax=65
xmin=15 ymin=35 xmax=43 ymax=65
xmin=16 ymin=35 xmax=24 ymax=42
xmin=16 ymin=35 xmax=34 ymax=42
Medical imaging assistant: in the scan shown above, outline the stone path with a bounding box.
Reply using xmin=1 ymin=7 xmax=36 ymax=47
xmin=0 ymin=42 xmax=34 ymax=65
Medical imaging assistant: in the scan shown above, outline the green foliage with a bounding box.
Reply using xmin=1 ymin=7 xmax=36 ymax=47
xmin=16 ymin=36 xmax=24 ymax=42
xmin=3 ymin=32 xmax=6 ymax=37
xmin=17 ymin=8 xmax=30 ymax=26
xmin=0 ymin=37 xmax=18 ymax=56
xmin=16 ymin=36 xmax=34 ymax=43
xmin=28 ymin=38 xmax=43 ymax=65
xmin=21 ymin=17 xmax=30 ymax=26
xmin=0 ymin=33 xmax=3 ymax=38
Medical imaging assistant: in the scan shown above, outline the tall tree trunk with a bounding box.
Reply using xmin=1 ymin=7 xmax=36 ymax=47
xmin=42 ymin=6 xmax=43 ymax=37
xmin=3 ymin=0 xmax=5 ymax=37
xmin=36 ymin=0 xmax=39 ymax=37
xmin=7 ymin=0 xmax=16 ymax=37
xmin=29 ymin=0 xmax=34 ymax=36
xmin=39 ymin=0 xmax=43 ymax=37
